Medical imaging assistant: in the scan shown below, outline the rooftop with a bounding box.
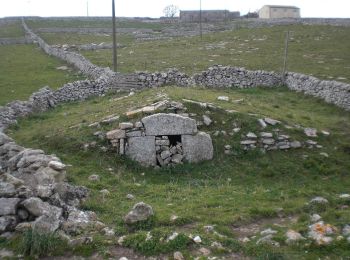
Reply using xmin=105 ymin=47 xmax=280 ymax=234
xmin=263 ymin=5 xmax=300 ymax=9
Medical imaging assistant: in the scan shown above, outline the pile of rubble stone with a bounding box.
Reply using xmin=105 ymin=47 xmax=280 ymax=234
xmin=155 ymin=136 xmax=184 ymax=166
xmin=0 ymin=133 xmax=101 ymax=237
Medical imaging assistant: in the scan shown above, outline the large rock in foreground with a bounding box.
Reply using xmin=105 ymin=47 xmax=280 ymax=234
xmin=124 ymin=202 xmax=154 ymax=224
xmin=125 ymin=136 xmax=156 ymax=166
xmin=182 ymin=132 xmax=214 ymax=163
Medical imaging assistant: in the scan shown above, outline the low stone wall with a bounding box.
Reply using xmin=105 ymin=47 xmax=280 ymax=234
xmin=0 ymin=37 xmax=33 ymax=45
xmin=286 ymin=72 xmax=350 ymax=110
xmin=22 ymin=20 xmax=115 ymax=80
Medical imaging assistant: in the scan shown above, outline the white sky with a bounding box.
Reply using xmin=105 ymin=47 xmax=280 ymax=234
xmin=0 ymin=0 xmax=349 ymax=18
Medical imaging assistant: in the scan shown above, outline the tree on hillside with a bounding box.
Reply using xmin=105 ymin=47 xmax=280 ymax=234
xmin=163 ymin=5 xmax=179 ymax=18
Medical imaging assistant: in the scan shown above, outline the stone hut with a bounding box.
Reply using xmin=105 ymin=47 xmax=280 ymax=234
xmin=106 ymin=113 xmax=213 ymax=167
xmin=258 ymin=5 xmax=300 ymax=19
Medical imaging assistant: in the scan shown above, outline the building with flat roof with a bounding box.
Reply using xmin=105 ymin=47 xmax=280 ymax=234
xmin=259 ymin=5 xmax=300 ymax=19
xmin=180 ymin=10 xmax=240 ymax=22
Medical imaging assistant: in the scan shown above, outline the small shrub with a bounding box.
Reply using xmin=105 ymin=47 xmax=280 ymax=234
xmin=19 ymin=229 xmax=66 ymax=257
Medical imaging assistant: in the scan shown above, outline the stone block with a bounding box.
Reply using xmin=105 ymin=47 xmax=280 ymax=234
xmin=126 ymin=136 xmax=156 ymax=166
xmin=142 ymin=113 xmax=197 ymax=136
xmin=182 ymin=132 xmax=213 ymax=163
xmin=0 ymin=198 xmax=21 ymax=216
xmin=126 ymin=130 xmax=142 ymax=137
xmin=107 ymin=129 xmax=126 ymax=139
xmin=119 ymin=122 xmax=134 ymax=130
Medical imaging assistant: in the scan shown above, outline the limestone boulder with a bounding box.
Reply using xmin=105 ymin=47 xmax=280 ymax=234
xmin=182 ymin=132 xmax=213 ymax=163
xmin=21 ymin=197 xmax=62 ymax=218
xmin=0 ymin=198 xmax=21 ymax=216
xmin=142 ymin=113 xmax=197 ymax=136
xmin=0 ymin=216 xmax=17 ymax=233
xmin=124 ymin=202 xmax=154 ymax=224
xmin=126 ymin=136 xmax=156 ymax=166
xmin=61 ymin=208 xmax=97 ymax=235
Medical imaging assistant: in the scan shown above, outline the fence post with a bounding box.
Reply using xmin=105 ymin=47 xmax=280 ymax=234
xmin=282 ymin=30 xmax=290 ymax=84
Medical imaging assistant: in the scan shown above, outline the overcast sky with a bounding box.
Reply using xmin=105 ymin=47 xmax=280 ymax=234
xmin=1 ymin=0 xmax=349 ymax=18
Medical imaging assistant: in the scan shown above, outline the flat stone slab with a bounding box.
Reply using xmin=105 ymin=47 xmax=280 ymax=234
xmin=182 ymin=132 xmax=213 ymax=163
xmin=126 ymin=136 xmax=156 ymax=166
xmin=142 ymin=113 xmax=197 ymax=136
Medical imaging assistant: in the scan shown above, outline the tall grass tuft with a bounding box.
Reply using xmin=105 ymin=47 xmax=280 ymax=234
xmin=19 ymin=229 xmax=66 ymax=257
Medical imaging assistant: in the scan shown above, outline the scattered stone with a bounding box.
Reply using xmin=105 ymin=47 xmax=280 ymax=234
xmin=304 ymin=128 xmax=318 ymax=137
xmin=339 ymin=194 xmax=350 ymax=199
xmin=124 ymin=202 xmax=154 ymax=224
xmin=310 ymin=197 xmax=328 ymax=204
xmin=88 ymin=174 xmax=100 ymax=182
xmin=320 ymin=152 xmax=329 ymax=158
xmin=342 ymin=225 xmax=350 ymax=236
xmin=256 ymin=234 xmax=280 ymax=247
xmin=119 ymin=122 xmax=134 ymax=130
xmin=246 ymin=132 xmax=257 ymax=139
xmin=262 ymin=138 xmax=275 ymax=145
xmin=311 ymin=214 xmax=322 ymax=222
xmin=167 ymin=232 xmax=178 ymax=241
xmin=290 ymin=141 xmax=302 ymax=148
xmin=258 ymin=119 xmax=267 ymax=128
xmin=233 ymin=128 xmax=241 ymax=133
xmin=126 ymin=194 xmax=135 ymax=200
xmin=321 ymin=130 xmax=330 ymax=136
xmin=199 ymin=247 xmax=211 ymax=256
xmin=173 ymin=251 xmax=184 ymax=260
xmin=202 ymin=115 xmax=212 ymax=126
xmin=240 ymin=140 xmax=257 ymax=145
xmin=242 ymin=237 xmax=251 ymax=243
xmin=211 ymin=241 xmax=224 ymax=249
xmin=308 ymin=221 xmax=335 ymax=245
xmin=217 ymin=96 xmax=229 ymax=101
xmin=286 ymin=230 xmax=305 ymax=244
xmin=193 ymin=235 xmax=202 ymax=243
xmin=102 ymin=227 xmax=115 ymax=237
xmin=260 ymin=132 xmax=273 ymax=138
xmin=264 ymin=118 xmax=280 ymax=126
xmin=260 ymin=228 xmax=278 ymax=236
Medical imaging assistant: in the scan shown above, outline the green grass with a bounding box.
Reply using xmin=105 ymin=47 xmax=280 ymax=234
xmin=0 ymin=44 xmax=83 ymax=105
xmin=7 ymin=86 xmax=350 ymax=258
xmin=81 ymin=24 xmax=350 ymax=82
xmin=39 ymin=32 xmax=134 ymax=46
xmin=0 ymin=20 xmax=24 ymax=38
xmin=27 ymin=18 xmax=167 ymax=30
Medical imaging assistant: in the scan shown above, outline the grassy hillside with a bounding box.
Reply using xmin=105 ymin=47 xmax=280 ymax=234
xmin=79 ymin=24 xmax=350 ymax=83
xmin=0 ymin=20 xmax=24 ymax=38
xmin=0 ymin=44 xmax=83 ymax=105
xmin=6 ymin=86 xmax=350 ymax=258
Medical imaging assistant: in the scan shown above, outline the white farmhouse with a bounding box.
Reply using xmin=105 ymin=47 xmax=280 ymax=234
xmin=259 ymin=5 xmax=300 ymax=19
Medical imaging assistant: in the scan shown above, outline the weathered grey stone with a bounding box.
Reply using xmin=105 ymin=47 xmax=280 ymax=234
xmin=106 ymin=129 xmax=126 ymax=139
xmin=17 ymin=209 xmax=29 ymax=221
xmin=62 ymin=209 xmax=97 ymax=235
xmin=182 ymin=132 xmax=213 ymax=163
xmin=0 ymin=198 xmax=20 ymax=216
xmin=33 ymin=214 xmax=61 ymax=233
xmin=119 ymin=122 xmax=134 ymax=130
xmin=202 ymin=115 xmax=212 ymax=126
xmin=0 ymin=216 xmax=17 ymax=233
xmin=262 ymin=138 xmax=275 ymax=145
xmin=156 ymin=139 xmax=170 ymax=146
xmin=124 ymin=202 xmax=154 ymax=224
xmin=290 ymin=141 xmax=302 ymax=148
xmin=304 ymin=128 xmax=318 ymax=137
xmin=126 ymin=136 xmax=156 ymax=166
xmin=142 ymin=113 xmax=197 ymax=136
xmin=171 ymin=154 xmax=183 ymax=164
xmin=241 ymin=140 xmax=257 ymax=145
xmin=160 ymin=150 xmax=172 ymax=160
xmin=0 ymin=182 xmax=16 ymax=197
xmin=48 ymin=160 xmax=66 ymax=171
xmin=21 ymin=197 xmax=62 ymax=218
xmin=264 ymin=118 xmax=281 ymax=126
xmin=126 ymin=130 xmax=142 ymax=137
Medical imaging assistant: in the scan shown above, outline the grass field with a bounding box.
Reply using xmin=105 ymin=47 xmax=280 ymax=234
xmin=0 ymin=44 xmax=83 ymax=105
xmin=6 ymin=86 xmax=350 ymax=258
xmin=79 ymin=24 xmax=350 ymax=83
xmin=0 ymin=20 xmax=24 ymax=38
xmin=27 ymin=18 xmax=167 ymax=30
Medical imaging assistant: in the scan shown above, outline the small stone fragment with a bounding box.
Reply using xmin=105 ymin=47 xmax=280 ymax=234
xmin=217 ymin=96 xmax=229 ymax=101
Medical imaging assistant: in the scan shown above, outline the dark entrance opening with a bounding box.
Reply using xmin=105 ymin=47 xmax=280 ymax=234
xmin=168 ymin=135 xmax=181 ymax=146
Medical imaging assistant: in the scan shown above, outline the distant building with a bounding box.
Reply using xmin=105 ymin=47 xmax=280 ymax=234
xmin=258 ymin=5 xmax=300 ymax=19
xmin=180 ymin=10 xmax=240 ymax=22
